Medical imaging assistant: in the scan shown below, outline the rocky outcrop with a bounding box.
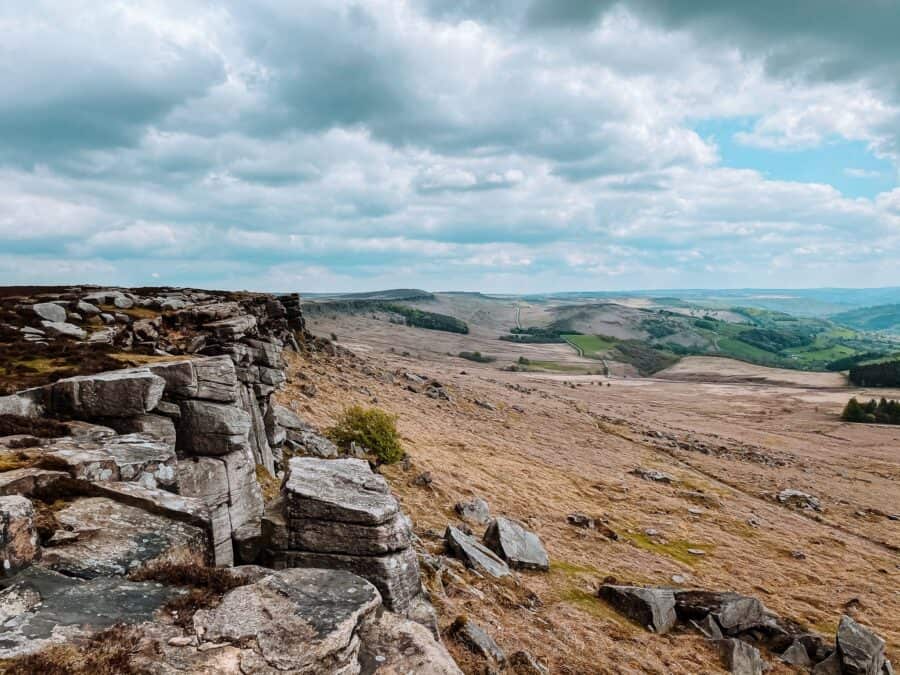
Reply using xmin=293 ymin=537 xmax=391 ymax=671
xmin=262 ymin=458 xmax=424 ymax=613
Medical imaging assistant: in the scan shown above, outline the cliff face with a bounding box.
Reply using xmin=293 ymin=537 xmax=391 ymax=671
xmin=0 ymin=287 xmax=457 ymax=673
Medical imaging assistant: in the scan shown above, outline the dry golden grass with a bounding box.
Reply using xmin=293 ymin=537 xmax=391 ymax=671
xmin=279 ymin=338 xmax=899 ymax=674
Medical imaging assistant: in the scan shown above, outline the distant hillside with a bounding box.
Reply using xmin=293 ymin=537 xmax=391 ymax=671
xmin=831 ymin=304 xmax=900 ymax=333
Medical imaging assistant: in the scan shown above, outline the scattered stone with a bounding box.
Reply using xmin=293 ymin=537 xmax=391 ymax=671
xmin=0 ymin=496 xmax=38 ymax=576
xmin=509 ymin=650 xmax=549 ymax=674
xmin=674 ymin=590 xmax=773 ymax=635
xmin=455 ymin=497 xmax=491 ymax=525
xmin=444 ymin=525 xmax=510 ymax=578
xmin=413 ymin=471 xmax=433 ymax=487
xmin=813 ymin=652 xmax=843 ymax=675
xmin=630 ymin=467 xmax=675 ymax=483
xmin=598 ymin=585 xmax=677 ymax=634
xmin=483 ymin=517 xmax=549 ymax=571
xmin=566 ymin=512 xmax=595 ymax=529
xmin=358 ymin=608 xmax=463 ymax=674
xmin=777 ymin=489 xmax=822 ymax=511
xmin=781 ymin=641 xmax=813 ymax=667
xmin=717 ymin=637 xmax=765 ymax=675
xmin=451 ymin=616 xmax=506 ymax=667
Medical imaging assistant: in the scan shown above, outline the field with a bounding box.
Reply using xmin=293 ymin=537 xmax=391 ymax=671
xmin=289 ymin=320 xmax=900 ymax=674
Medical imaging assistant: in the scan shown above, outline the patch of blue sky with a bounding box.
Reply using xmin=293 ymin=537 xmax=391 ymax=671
xmin=692 ymin=118 xmax=896 ymax=199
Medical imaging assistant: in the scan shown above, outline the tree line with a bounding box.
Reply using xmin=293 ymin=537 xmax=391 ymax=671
xmin=842 ymin=397 xmax=900 ymax=425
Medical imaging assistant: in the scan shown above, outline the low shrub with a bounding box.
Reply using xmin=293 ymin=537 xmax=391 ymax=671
xmin=327 ymin=405 xmax=404 ymax=464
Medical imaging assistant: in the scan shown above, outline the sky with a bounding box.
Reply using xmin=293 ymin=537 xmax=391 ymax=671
xmin=2 ymin=0 xmax=900 ymax=294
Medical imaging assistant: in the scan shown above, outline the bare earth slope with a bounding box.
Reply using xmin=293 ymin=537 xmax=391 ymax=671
xmin=286 ymin=320 xmax=898 ymax=674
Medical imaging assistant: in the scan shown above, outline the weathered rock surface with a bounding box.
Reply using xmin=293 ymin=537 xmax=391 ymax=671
xmin=836 ymin=614 xmax=886 ymax=675
xmin=193 ymin=568 xmax=380 ymax=673
xmin=509 ymin=650 xmax=550 ymax=675
xmin=358 ymin=608 xmax=463 ymax=674
xmin=266 ymin=546 xmax=422 ymax=613
xmin=444 ymin=525 xmax=510 ymax=578
xmin=40 ymin=497 xmax=206 ymax=579
xmin=455 ymin=497 xmax=491 ymax=525
xmin=283 ymin=458 xmax=398 ymax=525
xmin=177 ymin=400 xmax=251 ymax=456
xmin=598 ymin=585 xmax=677 ymax=634
xmin=717 ymin=637 xmax=765 ymax=675
xmin=0 ymin=496 xmax=38 ymax=576
xmin=50 ymin=370 xmax=166 ymax=418
xmin=41 ymin=321 xmax=87 ymax=340
xmin=32 ymin=302 xmax=67 ymax=323
xmin=451 ymin=617 xmax=506 ymax=667
xmin=674 ymin=590 xmax=774 ymax=635
xmin=483 ymin=516 xmax=549 ymax=571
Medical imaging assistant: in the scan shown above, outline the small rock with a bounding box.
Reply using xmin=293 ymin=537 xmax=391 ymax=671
xmin=455 ymin=497 xmax=491 ymax=526
xmin=168 ymin=636 xmax=195 ymax=647
xmin=509 ymin=650 xmax=549 ymax=674
xmin=566 ymin=512 xmax=595 ymax=529
xmin=413 ymin=472 xmax=433 ymax=487
xmin=717 ymin=638 xmax=765 ymax=675
xmin=777 ymin=489 xmax=822 ymax=511
xmin=780 ymin=641 xmax=813 ymax=668
xmin=0 ymin=496 xmax=38 ymax=575
xmin=450 ymin=617 xmax=506 ymax=666
xmin=630 ymin=467 xmax=675 ymax=483
xmin=444 ymin=525 xmax=510 ymax=578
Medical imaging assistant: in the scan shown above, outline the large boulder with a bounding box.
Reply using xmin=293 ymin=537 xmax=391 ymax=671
xmin=0 ymin=496 xmax=38 ymax=576
xmin=598 ymin=585 xmax=677 ymax=634
xmin=450 ymin=617 xmax=506 ymax=667
xmin=283 ymin=458 xmax=399 ymax=525
xmin=674 ymin=590 xmax=774 ymax=635
xmin=193 ymin=568 xmax=379 ymax=673
xmin=145 ymin=356 xmax=238 ymax=403
xmin=836 ymin=615 xmax=886 ymax=675
xmin=444 ymin=525 xmax=510 ymax=578
xmin=483 ymin=517 xmax=549 ymax=571
xmin=177 ymin=400 xmax=251 ymax=456
xmin=50 ymin=370 xmax=166 ymax=419
xmin=32 ymin=302 xmax=67 ymax=323
xmin=39 ymin=321 xmax=87 ymax=340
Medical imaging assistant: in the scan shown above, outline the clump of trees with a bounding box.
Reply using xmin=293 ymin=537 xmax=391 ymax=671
xmin=841 ymin=397 xmax=900 ymax=425
xmin=458 ymin=351 xmax=495 ymax=363
xmin=327 ymin=406 xmax=404 ymax=464
xmin=849 ymin=358 xmax=900 ymax=387
xmin=382 ymin=304 xmax=469 ymax=334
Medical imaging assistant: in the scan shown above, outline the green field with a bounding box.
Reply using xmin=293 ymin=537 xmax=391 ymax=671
xmin=563 ymin=334 xmax=616 ymax=358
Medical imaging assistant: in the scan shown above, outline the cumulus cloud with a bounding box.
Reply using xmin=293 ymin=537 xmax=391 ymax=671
xmin=0 ymin=0 xmax=898 ymax=291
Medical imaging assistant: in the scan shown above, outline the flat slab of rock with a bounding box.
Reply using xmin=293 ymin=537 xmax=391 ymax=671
xmin=263 ymin=499 xmax=412 ymax=555
xmin=283 ymin=457 xmax=399 ymax=525
xmin=598 ymin=585 xmax=677 ymax=634
xmin=0 ymin=566 xmax=179 ymax=658
xmin=265 ymin=546 xmax=421 ymax=613
xmin=41 ymin=433 xmax=177 ymax=490
xmin=483 ymin=517 xmax=549 ymax=571
xmin=40 ymin=497 xmax=207 ymax=579
xmin=445 ymin=525 xmax=510 ymax=578
xmin=193 ymin=568 xmax=379 ymax=673
xmin=836 ymin=614 xmax=886 ymax=675
xmin=49 ymin=370 xmax=166 ymax=418
xmin=0 ymin=496 xmax=38 ymax=576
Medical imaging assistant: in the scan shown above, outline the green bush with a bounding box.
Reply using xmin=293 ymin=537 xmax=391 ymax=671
xmin=327 ymin=406 xmax=404 ymax=464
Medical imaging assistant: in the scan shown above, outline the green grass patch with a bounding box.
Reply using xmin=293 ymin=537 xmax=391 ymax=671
xmin=564 ymin=334 xmax=616 ymax=358
xmin=522 ymin=360 xmax=606 ymax=374
xmin=627 ymin=532 xmax=714 ymax=566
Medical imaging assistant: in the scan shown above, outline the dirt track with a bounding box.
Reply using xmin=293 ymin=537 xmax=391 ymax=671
xmin=284 ymin=323 xmax=899 ymax=674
